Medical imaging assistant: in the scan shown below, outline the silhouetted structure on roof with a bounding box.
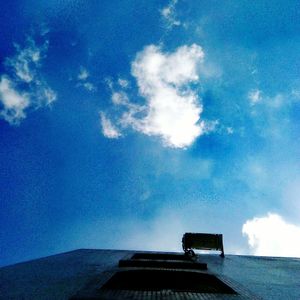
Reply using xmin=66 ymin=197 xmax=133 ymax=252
xmin=182 ymin=232 xmax=225 ymax=257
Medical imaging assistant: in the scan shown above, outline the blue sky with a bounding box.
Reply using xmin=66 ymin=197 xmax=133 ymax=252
xmin=1 ymin=0 xmax=300 ymax=266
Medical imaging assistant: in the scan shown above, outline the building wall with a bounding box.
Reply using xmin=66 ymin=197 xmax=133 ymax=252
xmin=0 ymin=249 xmax=299 ymax=299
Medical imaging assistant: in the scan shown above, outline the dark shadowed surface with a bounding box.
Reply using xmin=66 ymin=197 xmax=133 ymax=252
xmin=0 ymin=249 xmax=300 ymax=299
xmin=101 ymin=269 xmax=236 ymax=293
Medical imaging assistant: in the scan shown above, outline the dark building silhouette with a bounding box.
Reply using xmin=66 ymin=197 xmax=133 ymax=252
xmin=1 ymin=235 xmax=300 ymax=299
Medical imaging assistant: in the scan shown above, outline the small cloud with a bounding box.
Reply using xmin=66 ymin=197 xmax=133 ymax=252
xmin=140 ymin=190 xmax=151 ymax=202
xmin=0 ymin=37 xmax=56 ymax=125
xmin=0 ymin=76 xmax=30 ymax=125
xmin=118 ymin=78 xmax=129 ymax=88
xmin=242 ymin=213 xmax=300 ymax=257
xmin=107 ymin=78 xmax=130 ymax=105
xmin=82 ymin=82 xmax=96 ymax=92
xmin=248 ymin=89 xmax=262 ymax=106
xmin=36 ymin=84 xmax=57 ymax=106
xmin=6 ymin=38 xmax=47 ymax=83
xmin=249 ymin=90 xmax=287 ymax=109
xmin=203 ymin=120 xmax=219 ymax=134
xmin=111 ymin=91 xmax=129 ymax=105
xmin=104 ymin=77 xmax=114 ymax=90
xmin=226 ymin=127 xmax=234 ymax=134
xmin=78 ymin=67 xmax=89 ymax=81
xmin=40 ymin=23 xmax=50 ymax=36
xmin=269 ymin=93 xmax=284 ymax=108
xmin=100 ymin=112 xmax=121 ymax=139
xmin=160 ymin=0 xmax=181 ymax=29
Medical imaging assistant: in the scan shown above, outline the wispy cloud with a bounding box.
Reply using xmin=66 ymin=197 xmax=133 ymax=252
xmin=76 ymin=66 xmax=96 ymax=92
xmin=160 ymin=0 xmax=181 ymax=29
xmin=6 ymin=39 xmax=46 ymax=83
xmin=111 ymin=91 xmax=129 ymax=105
xmin=78 ymin=67 xmax=89 ymax=81
xmin=247 ymin=89 xmax=299 ymax=141
xmin=117 ymin=78 xmax=129 ymax=89
xmin=100 ymin=112 xmax=121 ymax=139
xmin=0 ymin=37 xmax=56 ymax=125
xmin=248 ymin=89 xmax=298 ymax=110
xmin=242 ymin=213 xmax=300 ymax=257
xmin=248 ymin=89 xmax=262 ymax=106
xmin=102 ymin=44 xmax=211 ymax=148
xmin=0 ymin=76 xmax=30 ymax=125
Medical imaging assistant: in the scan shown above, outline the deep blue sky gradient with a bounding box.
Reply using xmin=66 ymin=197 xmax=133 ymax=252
xmin=1 ymin=0 xmax=300 ymax=266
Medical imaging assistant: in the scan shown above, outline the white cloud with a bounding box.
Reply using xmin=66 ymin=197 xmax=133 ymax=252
xmin=101 ymin=44 xmax=211 ymax=148
xmin=160 ymin=0 xmax=181 ymax=29
xmin=100 ymin=112 xmax=121 ymax=139
xmin=226 ymin=127 xmax=234 ymax=134
xmin=76 ymin=67 xmax=96 ymax=92
xmin=78 ymin=67 xmax=89 ymax=81
xmin=0 ymin=76 xmax=30 ymax=124
xmin=0 ymin=37 xmax=56 ymax=125
xmin=248 ymin=89 xmax=262 ymax=106
xmin=35 ymin=83 xmax=57 ymax=106
xmin=133 ymin=44 xmax=204 ymax=86
xmin=242 ymin=213 xmax=300 ymax=257
xmin=128 ymin=44 xmax=205 ymax=148
xmin=82 ymin=82 xmax=96 ymax=92
xmin=249 ymin=89 xmax=286 ymax=109
xmin=118 ymin=78 xmax=129 ymax=88
xmin=111 ymin=91 xmax=129 ymax=105
xmin=6 ymin=38 xmax=47 ymax=83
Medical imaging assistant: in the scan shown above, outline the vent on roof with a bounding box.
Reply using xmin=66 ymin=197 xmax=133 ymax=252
xmin=101 ymin=269 xmax=237 ymax=294
xmin=131 ymin=253 xmax=191 ymax=261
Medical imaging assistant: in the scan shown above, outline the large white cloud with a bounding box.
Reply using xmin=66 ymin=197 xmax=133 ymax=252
xmin=129 ymin=44 xmax=205 ymax=148
xmin=0 ymin=37 xmax=56 ymax=125
xmin=242 ymin=213 xmax=300 ymax=257
xmin=102 ymin=44 xmax=207 ymax=148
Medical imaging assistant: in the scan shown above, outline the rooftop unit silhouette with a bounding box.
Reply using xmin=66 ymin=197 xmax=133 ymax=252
xmin=0 ymin=232 xmax=300 ymax=299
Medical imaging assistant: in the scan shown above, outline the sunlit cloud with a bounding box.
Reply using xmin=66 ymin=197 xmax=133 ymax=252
xmin=102 ymin=44 xmax=210 ymax=148
xmin=127 ymin=44 xmax=206 ymax=148
xmin=242 ymin=213 xmax=300 ymax=257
